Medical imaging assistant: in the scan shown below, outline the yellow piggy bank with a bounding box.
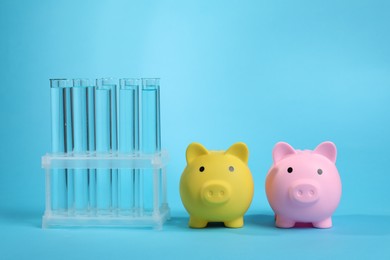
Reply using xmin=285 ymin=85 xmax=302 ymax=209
xmin=180 ymin=142 xmax=254 ymax=228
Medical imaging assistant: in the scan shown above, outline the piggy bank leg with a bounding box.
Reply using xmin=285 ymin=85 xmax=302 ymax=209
xmin=224 ymin=217 xmax=244 ymax=228
xmin=313 ymin=217 xmax=332 ymax=229
xmin=189 ymin=216 xmax=208 ymax=228
xmin=275 ymin=215 xmax=295 ymax=228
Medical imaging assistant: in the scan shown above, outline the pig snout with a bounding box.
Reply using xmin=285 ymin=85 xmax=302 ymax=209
xmin=289 ymin=180 xmax=319 ymax=205
xmin=201 ymin=181 xmax=231 ymax=205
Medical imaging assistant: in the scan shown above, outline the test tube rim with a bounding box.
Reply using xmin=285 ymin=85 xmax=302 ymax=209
xmin=73 ymin=78 xmax=96 ymax=88
xmin=50 ymin=79 xmax=72 ymax=88
xmin=141 ymin=78 xmax=160 ymax=90
xmin=120 ymin=78 xmax=140 ymax=88
xmin=97 ymin=77 xmax=117 ymax=86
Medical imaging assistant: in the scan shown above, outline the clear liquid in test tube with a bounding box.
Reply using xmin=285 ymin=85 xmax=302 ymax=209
xmin=95 ymin=78 xmax=118 ymax=214
xmin=71 ymin=79 xmax=94 ymax=214
xmin=50 ymin=79 xmax=72 ymax=213
xmin=87 ymin=81 xmax=96 ymax=210
xmin=141 ymin=78 xmax=161 ymax=214
xmin=118 ymin=78 xmax=140 ymax=215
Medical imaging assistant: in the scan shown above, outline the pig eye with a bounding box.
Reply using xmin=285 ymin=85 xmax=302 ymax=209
xmin=317 ymin=169 xmax=323 ymax=175
xmin=229 ymin=166 xmax=234 ymax=172
xmin=199 ymin=166 xmax=205 ymax=172
xmin=287 ymin=167 xmax=293 ymax=173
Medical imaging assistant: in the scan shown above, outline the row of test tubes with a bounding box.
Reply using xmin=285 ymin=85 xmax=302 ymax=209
xmin=49 ymin=78 xmax=162 ymax=216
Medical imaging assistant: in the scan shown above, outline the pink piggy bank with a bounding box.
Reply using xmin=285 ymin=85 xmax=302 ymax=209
xmin=265 ymin=141 xmax=342 ymax=228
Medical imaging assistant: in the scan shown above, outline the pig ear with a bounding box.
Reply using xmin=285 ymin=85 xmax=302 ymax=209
xmin=273 ymin=142 xmax=296 ymax=163
xmin=314 ymin=141 xmax=337 ymax=163
xmin=186 ymin=143 xmax=209 ymax=164
xmin=225 ymin=142 xmax=249 ymax=164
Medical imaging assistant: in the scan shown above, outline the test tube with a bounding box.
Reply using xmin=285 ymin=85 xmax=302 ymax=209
xmin=50 ymin=79 xmax=72 ymax=213
xmin=141 ymin=78 xmax=161 ymax=214
xmin=71 ymin=79 xmax=93 ymax=214
xmin=87 ymin=81 xmax=96 ymax=210
xmin=64 ymin=86 xmax=74 ymax=212
xmin=118 ymin=78 xmax=140 ymax=214
xmin=95 ymin=78 xmax=117 ymax=213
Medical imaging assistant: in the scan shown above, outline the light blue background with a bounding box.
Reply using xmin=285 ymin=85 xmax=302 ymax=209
xmin=1 ymin=0 xmax=389 ymax=259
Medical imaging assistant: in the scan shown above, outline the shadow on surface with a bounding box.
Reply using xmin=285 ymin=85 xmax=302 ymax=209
xmin=166 ymin=213 xmax=390 ymax=236
xmin=246 ymin=213 xmax=390 ymax=236
xmin=2 ymin=207 xmax=389 ymax=236
xmin=165 ymin=213 xmax=276 ymax=234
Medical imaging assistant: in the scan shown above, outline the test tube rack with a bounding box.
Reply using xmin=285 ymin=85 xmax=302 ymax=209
xmin=42 ymin=78 xmax=170 ymax=229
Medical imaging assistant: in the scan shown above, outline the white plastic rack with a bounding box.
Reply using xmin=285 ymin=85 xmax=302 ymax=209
xmin=42 ymin=151 xmax=170 ymax=229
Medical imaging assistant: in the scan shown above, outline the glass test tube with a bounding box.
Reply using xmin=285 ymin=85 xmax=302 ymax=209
xmin=95 ymin=78 xmax=117 ymax=213
xmin=71 ymin=79 xmax=93 ymax=213
xmin=87 ymin=81 xmax=96 ymax=210
xmin=141 ymin=78 xmax=161 ymax=214
xmin=118 ymin=78 xmax=140 ymax=214
xmin=50 ymin=79 xmax=72 ymax=213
